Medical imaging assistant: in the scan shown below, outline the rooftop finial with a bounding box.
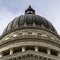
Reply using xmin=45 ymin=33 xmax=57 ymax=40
xmin=29 ymin=5 xmax=31 ymax=8
xmin=25 ymin=5 xmax=35 ymax=14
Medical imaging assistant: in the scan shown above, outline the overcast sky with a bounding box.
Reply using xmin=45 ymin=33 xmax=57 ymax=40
xmin=0 ymin=0 xmax=60 ymax=35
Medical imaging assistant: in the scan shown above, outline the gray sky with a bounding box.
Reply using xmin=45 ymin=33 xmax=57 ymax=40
xmin=0 ymin=0 xmax=60 ymax=35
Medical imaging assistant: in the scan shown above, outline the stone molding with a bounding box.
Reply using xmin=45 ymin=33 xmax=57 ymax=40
xmin=0 ymin=29 xmax=60 ymax=47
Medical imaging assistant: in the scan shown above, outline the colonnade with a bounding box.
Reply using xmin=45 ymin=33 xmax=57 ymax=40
xmin=0 ymin=46 xmax=59 ymax=60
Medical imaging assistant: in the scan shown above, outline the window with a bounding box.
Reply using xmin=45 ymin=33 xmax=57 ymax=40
xmin=50 ymin=49 xmax=58 ymax=56
xmin=13 ymin=47 xmax=22 ymax=53
xmin=25 ymin=46 xmax=35 ymax=51
xmin=3 ymin=50 xmax=10 ymax=56
xmin=38 ymin=46 xmax=47 ymax=53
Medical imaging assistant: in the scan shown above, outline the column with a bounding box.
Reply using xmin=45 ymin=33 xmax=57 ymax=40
xmin=35 ymin=46 xmax=38 ymax=52
xmin=47 ymin=48 xmax=50 ymax=55
xmin=0 ymin=52 xmax=3 ymax=57
xmin=10 ymin=48 xmax=13 ymax=55
xmin=22 ymin=46 xmax=25 ymax=52
xmin=24 ymin=23 xmax=26 ymax=26
xmin=33 ymin=23 xmax=35 ymax=26
xmin=58 ymin=52 xmax=60 ymax=57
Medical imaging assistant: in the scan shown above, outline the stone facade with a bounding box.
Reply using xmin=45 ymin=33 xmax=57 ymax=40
xmin=0 ymin=6 xmax=60 ymax=60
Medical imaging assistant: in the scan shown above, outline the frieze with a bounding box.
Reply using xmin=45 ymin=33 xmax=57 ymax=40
xmin=0 ymin=29 xmax=60 ymax=46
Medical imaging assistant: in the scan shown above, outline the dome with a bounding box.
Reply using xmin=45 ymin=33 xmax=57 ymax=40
xmin=3 ymin=6 xmax=57 ymax=34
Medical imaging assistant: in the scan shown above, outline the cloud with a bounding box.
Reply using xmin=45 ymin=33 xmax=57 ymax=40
xmin=0 ymin=0 xmax=60 ymax=35
xmin=0 ymin=7 xmax=14 ymax=35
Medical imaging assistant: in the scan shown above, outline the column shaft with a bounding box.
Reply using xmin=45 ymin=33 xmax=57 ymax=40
xmin=0 ymin=52 xmax=3 ymax=57
xmin=58 ymin=52 xmax=60 ymax=57
xmin=35 ymin=46 xmax=38 ymax=52
xmin=22 ymin=47 xmax=25 ymax=52
xmin=10 ymin=48 xmax=13 ymax=55
xmin=47 ymin=48 xmax=50 ymax=54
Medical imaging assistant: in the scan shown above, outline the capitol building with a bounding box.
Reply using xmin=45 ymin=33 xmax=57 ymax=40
xmin=0 ymin=6 xmax=60 ymax=60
